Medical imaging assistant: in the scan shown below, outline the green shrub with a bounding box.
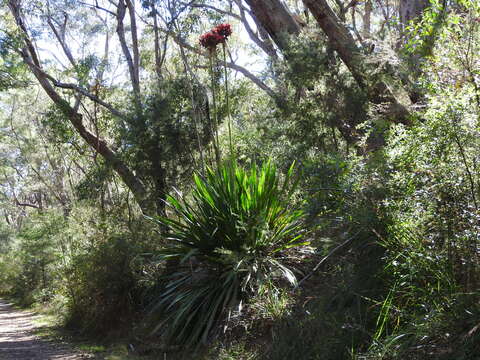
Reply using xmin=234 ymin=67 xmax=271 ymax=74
xmin=63 ymin=209 xmax=157 ymax=335
xmin=149 ymin=159 xmax=307 ymax=347
xmin=8 ymin=212 xmax=65 ymax=305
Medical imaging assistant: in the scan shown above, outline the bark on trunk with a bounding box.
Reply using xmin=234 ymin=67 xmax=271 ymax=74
xmin=126 ymin=0 xmax=140 ymax=84
xmin=151 ymin=2 xmax=163 ymax=78
xmin=246 ymin=0 xmax=412 ymax=125
xmin=302 ymin=0 xmax=412 ymax=125
xmin=235 ymin=0 xmax=278 ymax=59
xmin=301 ymin=0 xmax=369 ymax=90
xmin=363 ymin=0 xmax=372 ymax=38
xmin=399 ymin=0 xmax=430 ymax=30
xmin=116 ymin=0 xmax=141 ymax=105
xmin=244 ymin=0 xmax=301 ymax=50
xmin=245 ymin=0 xmax=414 ymax=148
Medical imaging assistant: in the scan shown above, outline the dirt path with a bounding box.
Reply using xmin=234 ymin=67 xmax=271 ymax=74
xmin=0 ymin=300 xmax=90 ymax=360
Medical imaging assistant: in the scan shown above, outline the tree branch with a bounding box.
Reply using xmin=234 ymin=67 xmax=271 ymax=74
xmin=163 ymin=28 xmax=278 ymax=99
xmin=116 ymin=0 xmax=141 ymax=105
xmin=77 ymin=0 xmax=116 ymax=17
xmin=18 ymin=56 xmax=128 ymax=120
xmin=302 ymin=0 xmax=412 ymax=124
xmin=46 ymin=11 xmax=77 ymax=68
xmin=184 ymin=2 xmax=241 ymax=20
xmin=244 ymin=0 xmax=301 ymax=50
xmin=233 ymin=0 xmax=278 ymax=59
xmin=126 ymin=0 xmax=140 ymax=88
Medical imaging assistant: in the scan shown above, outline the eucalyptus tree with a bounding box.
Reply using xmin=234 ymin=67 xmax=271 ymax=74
xmin=0 ymin=88 xmax=84 ymax=225
xmin=243 ymin=1 xmax=418 ymax=121
xmin=2 ymin=0 xmax=202 ymax=215
xmin=163 ymin=0 xmax=436 ymax=150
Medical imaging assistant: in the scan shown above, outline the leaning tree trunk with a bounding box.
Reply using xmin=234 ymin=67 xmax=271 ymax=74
xmin=302 ymin=0 xmax=412 ymax=122
xmin=245 ymin=0 xmax=413 ymax=135
xmin=243 ymin=0 xmax=301 ymax=50
xmin=7 ymin=0 xmax=152 ymax=214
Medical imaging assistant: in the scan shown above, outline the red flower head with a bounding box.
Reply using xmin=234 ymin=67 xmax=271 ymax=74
xmin=214 ymin=23 xmax=232 ymax=39
xmin=199 ymin=31 xmax=225 ymax=49
xmin=199 ymin=24 xmax=232 ymax=50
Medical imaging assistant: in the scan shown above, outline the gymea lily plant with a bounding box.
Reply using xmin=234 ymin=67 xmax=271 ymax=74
xmin=149 ymin=160 xmax=307 ymax=347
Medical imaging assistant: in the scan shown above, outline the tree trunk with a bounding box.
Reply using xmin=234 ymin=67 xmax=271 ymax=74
xmin=244 ymin=0 xmax=301 ymax=50
xmin=302 ymin=0 xmax=369 ymax=90
xmin=363 ymin=0 xmax=372 ymax=38
xmin=399 ymin=0 xmax=430 ymax=30
xmin=241 ymin=0 xmax=421 ymax=153
xmin=116 ymin=0 xmax=141 ymax=106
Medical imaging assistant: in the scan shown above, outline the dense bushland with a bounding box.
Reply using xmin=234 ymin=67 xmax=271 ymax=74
xmin=0 ymin=205 xmax=159 ymax=334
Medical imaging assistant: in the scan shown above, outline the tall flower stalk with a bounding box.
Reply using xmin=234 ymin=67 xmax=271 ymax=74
xmin=147 ymin=24 xmax=305 ymax=348
xmin=222 ymin=42 xmax=234 ymax=156
xmin=208 ymin=54 xmax=221 ymax=164
xmin=199 ymin=23 xmax=234 ymax=163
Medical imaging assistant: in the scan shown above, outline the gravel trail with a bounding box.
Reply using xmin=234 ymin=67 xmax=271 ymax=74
xmin=0 ymin=300 xmax=89 ymax=360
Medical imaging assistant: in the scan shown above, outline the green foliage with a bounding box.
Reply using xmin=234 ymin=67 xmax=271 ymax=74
xmin=266 ymin=308 xmax=356 ymax=360
xmin=403 ymin=0 xmax=449 ymax=58
xmin=374 ymin=225 xmax=457 ymax=339
xmin=360 ymin=56 xmax=480 ymax=357
xmin=65 ymin=232 xmax=144 ymax=334
xmin=0 ymin=203 xmax=159 ymax=336
xmin=0 ymin=222 xmax=12 ymax=252
xmin=277 ymin=30 xmax=368 ymax=156
xmin=302 ymin=154 xmax=354 ymax=222
xmin=120 ymin=76 xmax=212 ymax=209
xmin=148 ymin=159 xmax=306 ymax=347
xmin=0 ymin=32 xmax=29 ymax=90
xmin=263 ymin=237 xmax=386 ymax=360
xmin=2 ymin=1 xmax=480 ymax=358
xmin=2 ymin=211 xmax=66 ymax=305
xmin=366 ymin=294 xmax=480 ymax=360
xmin=61 ymin=206 xmax=158 ymax=335
xmin=40 ymin=104 xmax=77 ymax=144
xmin=75 ymin=164 xmax=113 ymax=201
xmin=282 ymin=30 xmax=330 ymax=89
xmin=0 ymin=223 xmax=18 ymax=295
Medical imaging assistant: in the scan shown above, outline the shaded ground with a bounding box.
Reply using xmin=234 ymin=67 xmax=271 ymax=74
xmin=0 ymin=300 xmax=90 ymax=360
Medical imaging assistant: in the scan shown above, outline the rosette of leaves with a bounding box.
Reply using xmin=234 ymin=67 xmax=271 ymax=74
xmin=149 ymin=160 xmax=306 ymax=347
